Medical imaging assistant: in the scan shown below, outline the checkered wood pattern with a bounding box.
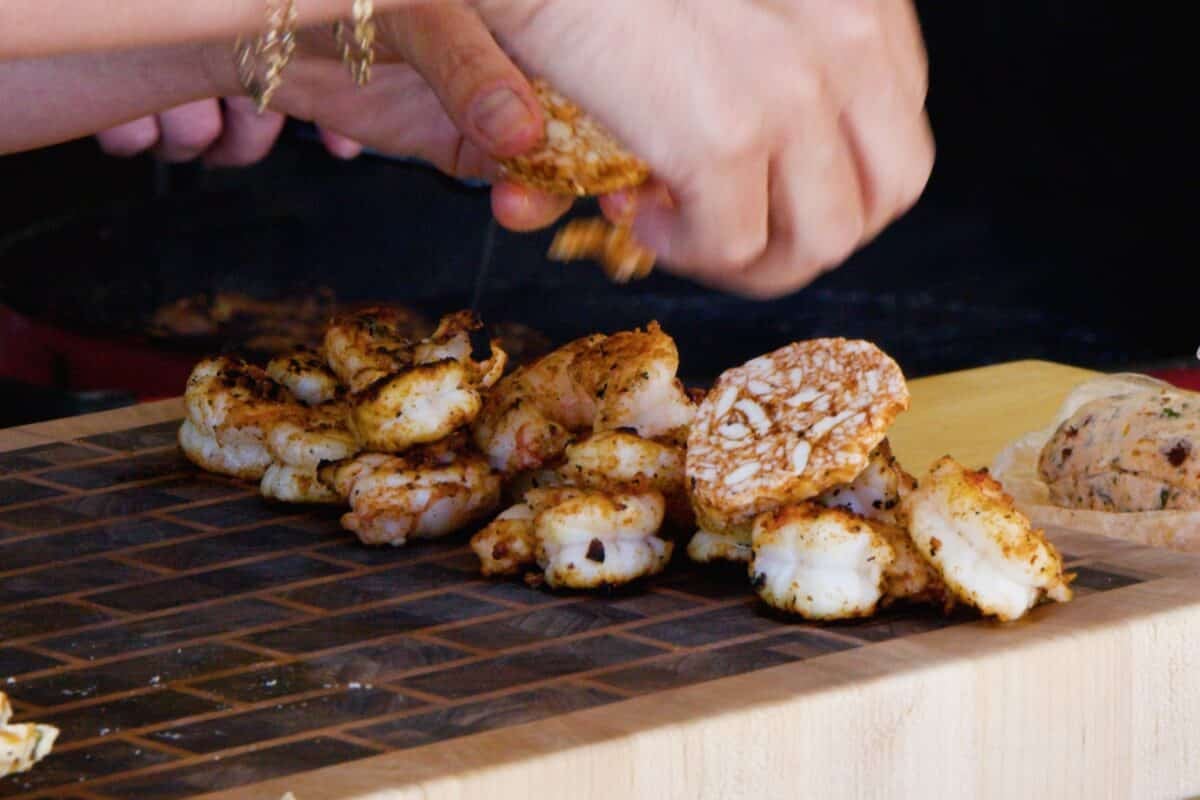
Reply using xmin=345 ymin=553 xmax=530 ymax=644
xmin=0 ymin=420 xmax=1151 ymax=799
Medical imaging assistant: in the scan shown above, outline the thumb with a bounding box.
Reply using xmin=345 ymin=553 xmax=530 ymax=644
xmin=379 ymin=1 xmax=543 ymax=159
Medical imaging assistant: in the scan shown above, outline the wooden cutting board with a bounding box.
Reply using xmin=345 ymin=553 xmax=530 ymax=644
xmin=1 ymin=360 xmax=1197 ymax=799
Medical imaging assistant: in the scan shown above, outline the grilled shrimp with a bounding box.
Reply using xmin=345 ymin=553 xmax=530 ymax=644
xmin=179 ymin=357 xmax=298 ymax=480
xmin=814 ymin=439 xmax=916 ymax=526
xmin=473 ymin=323 xmax=695 ymax=473
xmin=871 ymin=519 xmax=948 ymax=607
xmin=749 ymin=504 xmax=894 ymax=620
xmin=260 ymin=401 xmax=358 ymax=504
xmin=267 ymin=348 xmax=341 ymax=406
xmin=686 ymin=526 xmax=754 ymax=564
xmin=905 ymin=457 xmax=1073 ymax=621
xmin=470 ymin=497 xmax=544 ymax=577
xmin=536 ymin=489 xmax=671 ymax=589
xmin=1 ymin=691 xmax=58 ymax=777
xmin=346 ymin=312 xmax=507 ymax=453
xmin=321 ymin=447 xmax=501 ymax=546
xmin=471 ymin=488 xmax=671 ymax=589
xmin=557 ymin=430 xmax=692 ymax=528
xmin=472 ymin=487 xmax=593 ymax=576
xmin=324 ymin=307 xmax=421 ymax=392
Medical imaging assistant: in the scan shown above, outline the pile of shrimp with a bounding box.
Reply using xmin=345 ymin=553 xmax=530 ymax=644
xmin=683 ymin=339 xmax=1073 ymax=622
xmin=181 ymin=308 xmax=508 ymax=546
xmin=179 ymin=312 xmax=694 ymax=587
xmin=181 ymin=313 xmax=1074 ymax=619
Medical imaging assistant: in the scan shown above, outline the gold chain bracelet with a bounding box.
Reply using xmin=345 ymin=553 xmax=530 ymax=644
xmin=334 ymin=0 xmax=376 ymax=87
xmin=234 ymin=0 xmax=299 ymax=112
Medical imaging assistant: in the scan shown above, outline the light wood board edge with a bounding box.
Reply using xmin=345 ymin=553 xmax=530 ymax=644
xmin=199 ymin=568 xmax=1200 ymax=800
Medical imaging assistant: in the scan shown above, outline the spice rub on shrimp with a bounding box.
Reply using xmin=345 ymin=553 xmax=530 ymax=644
xmin=323 ymin=306 xmax=428 ymax=393
xmin=905 ymin=457 xmax=1073 ymax=621
xmin=267 ymin=348 xmax=341 ymax=406
xmin=1 ymin=691 xmax=58 ymax=778
xmin=347 ymin=312 xmax=508 ymax=453
xmin=471 ymin=488 xmax=671 ymax=589
xmin=750 ymin=504 xmax=894 ymax=620
xmin=320 ymin=443 xmax=501 ymax=547
xmin=260 ymin=401 xmax=358 ymax=504
xmin=557 ymin=430 xmax=692 ymax=529
xmin=814 ymin=439 xmax=917 ymax=527
xmin=473 ymin=323 xmax=695 ymax=474
xmin=179 ymin=357 xmax=298 ymax=480
xmin=686 ymin=525 xmax=754 ymax=564
xmin=748 ymin=502 xmax=941 ymax=618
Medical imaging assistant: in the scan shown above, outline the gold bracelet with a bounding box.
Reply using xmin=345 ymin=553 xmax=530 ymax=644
xmin=234 ymin=0 xmax=299 ymax=112
xmin=333 ymin=0 xmax=375 ymax=87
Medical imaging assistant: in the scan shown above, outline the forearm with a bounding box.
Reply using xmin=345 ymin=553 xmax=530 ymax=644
xmin=0 ymin=44 xmax=228 ymax=155
xmin=0 ymin=0 xmax=429 ymax=60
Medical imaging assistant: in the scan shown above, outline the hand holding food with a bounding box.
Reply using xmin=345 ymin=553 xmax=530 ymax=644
xmin=475 ymin=0 xmax=934 ymax=297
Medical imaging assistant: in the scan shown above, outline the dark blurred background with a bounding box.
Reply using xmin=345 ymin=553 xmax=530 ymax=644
xmin=0 ymin=2 xmax=1188 ymax=425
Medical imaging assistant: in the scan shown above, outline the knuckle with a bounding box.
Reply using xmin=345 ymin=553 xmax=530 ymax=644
xmin=171 ymin=116 xmax=222 ymax=153
xmin=906 ymin=134 xmax=936 ymax=201
xmin=831 ymin=0 xmax=887 ymax=52
xmin=686 ymin=82 xmax=765 ymax=164
xmin=809 ymin=214 xmax=865 ymax=274
xmin=888 ymin=129 xmax=935 ymax=215
xmin=760 ymin=63 xmax=823 ymax=118
xmin=443 ymin=45 xmax=500 ymax=100
xmin=710 ymin=228 xmax=767 ymax=272
xmin=116 ymin=129 xmax=158 ymax=156
xmin=741 ymin=279 xmax=803 ymax=301
xmin=98 ymin=120 xmax=158 ymax=156
xmin=700 ymin=113 xmax=762 ymax=166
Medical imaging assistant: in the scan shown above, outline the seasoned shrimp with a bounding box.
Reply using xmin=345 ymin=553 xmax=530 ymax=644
xmin=321 ymin=447 xmax=501 ymax=546
xmin=557 ymin=431 xmax=692 ymax=528
xmin=472 ymin=488 xmax=670 ymax=589
xmin=323 ymin=307 xmax=421 ymax=392
xmin=814 ymin=439 xmax=916 ymax=527
xmin=471 ymin=488 xmax=591 ymax=577
xmin=905 ymin=457 xmax=1073 ymax=621
xmin=267 ymin=348 xmax=341 ymax=406
xmin=1 ymin=691 xmax=58 ymax=777
xmin=749 ymin=504 xmax=894 ymax=620
xmin=473 ymin=323 xmax=695 ymax=473
xmin=349 ymin=360 xmax=482 ymax=453
xmin=686 ymin=527 xmax=754 ymax=564
xmin=260 ymin=401 xmax=358 ymax=504
xmin=179 ymin=357 xmax=297 ymax=480
xmin=471 ymin=502 xmax=538 ymax=576
xmin=536 ymin=489 xmax=671 ymax=589
xmin=871 ymin=519 xmax=948 ymax=607
xmin=347 ymin=312 xmax=507 ymax=453
xmin=473 ymin=334 xmax=603 ymax=473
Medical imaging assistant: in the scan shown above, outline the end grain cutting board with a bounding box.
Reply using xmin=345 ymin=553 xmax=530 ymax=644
xmin=0 ymin=361 xmax=1197 ymax=799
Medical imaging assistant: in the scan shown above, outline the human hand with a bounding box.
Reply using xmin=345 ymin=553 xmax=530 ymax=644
xmin=472 ymin=0 xmax=935 ymax=297
xmin=190 ymin=1 xmax=569 ymax=230
xmin=96 ymin=97 xmax=363 ymax=166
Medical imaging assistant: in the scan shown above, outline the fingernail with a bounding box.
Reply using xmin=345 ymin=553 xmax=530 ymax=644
xmin=471 ymin=87 xmax=536 ymax=155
